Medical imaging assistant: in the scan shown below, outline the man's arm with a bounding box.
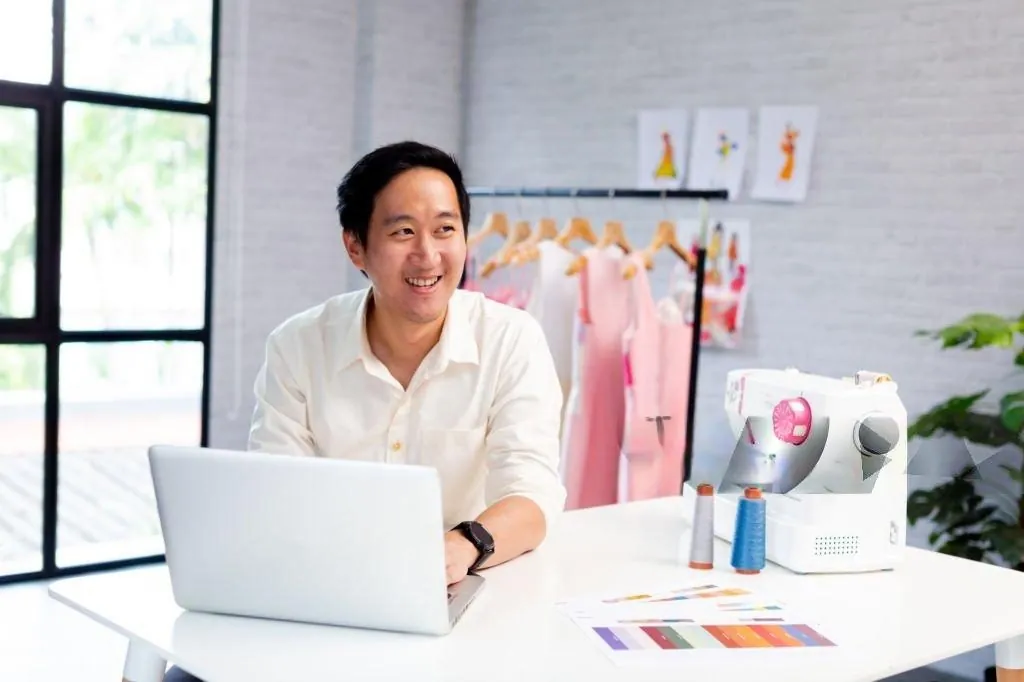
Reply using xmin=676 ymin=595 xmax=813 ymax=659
xmin=447 ymin=315 xmax=567 ymax=576
xmin=248 ymin=331 xmax=318 ymax=456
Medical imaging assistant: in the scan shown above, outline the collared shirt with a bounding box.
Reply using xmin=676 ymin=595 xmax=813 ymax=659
xmin=247 ymin=287 xmax=568 ymax=530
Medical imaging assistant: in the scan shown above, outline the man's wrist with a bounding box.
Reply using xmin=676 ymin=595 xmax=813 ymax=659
xmin=446 ymin=529 xmax=480 ymax=571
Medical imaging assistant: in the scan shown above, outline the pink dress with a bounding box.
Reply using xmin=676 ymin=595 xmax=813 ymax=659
xmin=562 ymin=247 xmax=632 ymax=510
xmin=619 ymin=252 xmax=693 ymax=501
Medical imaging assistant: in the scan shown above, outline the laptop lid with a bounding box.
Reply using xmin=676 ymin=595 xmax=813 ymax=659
xmin=148 ymin=445 xmax=453 ymax=635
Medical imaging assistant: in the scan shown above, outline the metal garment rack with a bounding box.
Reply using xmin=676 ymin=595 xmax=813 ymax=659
xmin=466 ymin=185 xmax=730 ymax=495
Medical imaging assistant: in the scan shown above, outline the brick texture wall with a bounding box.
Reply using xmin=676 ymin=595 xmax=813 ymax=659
xmin=207 ymin=0 xmax=465 ymax=448
xmin=461 ymin=0 xmax=1024 ymax=677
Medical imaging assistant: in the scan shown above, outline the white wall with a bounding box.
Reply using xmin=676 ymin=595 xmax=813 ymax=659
xmin=208 ymin=0 xmax=466 ymax=448
xmin=462 ymin=0 xmax=1024 ymax=677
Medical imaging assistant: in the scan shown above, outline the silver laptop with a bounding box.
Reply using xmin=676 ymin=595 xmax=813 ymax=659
xmin=148 ymin=445 xmax=484 ymax=636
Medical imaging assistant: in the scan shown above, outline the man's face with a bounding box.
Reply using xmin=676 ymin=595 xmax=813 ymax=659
xmin=344 ymin=167 xmax=466 ymax=325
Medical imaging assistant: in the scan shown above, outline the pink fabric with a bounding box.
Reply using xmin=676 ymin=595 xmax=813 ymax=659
xmin=563 ymin=247 xmax=632 ymax=510
xmin=620 ymin=252 xmax=693 ymax=501
xmin=462 ymin=253 xmax=528 ymax=309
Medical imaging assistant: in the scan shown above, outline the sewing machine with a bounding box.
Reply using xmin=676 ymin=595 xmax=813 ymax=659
xmin=681 ymin=367 xmax=908 ymax=574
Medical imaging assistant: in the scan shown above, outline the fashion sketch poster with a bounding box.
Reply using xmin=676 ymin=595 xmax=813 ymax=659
xmin=686 ymin=108 xmax=749 ymax=202
xmin=751 ymin=106 xmax=819 ymax=202
xmin=636 ymin=109 xmax=689 ymax=190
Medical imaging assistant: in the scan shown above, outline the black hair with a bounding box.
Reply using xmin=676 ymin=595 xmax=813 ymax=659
xmin=336 ymin=141 xmax=471 ymax=247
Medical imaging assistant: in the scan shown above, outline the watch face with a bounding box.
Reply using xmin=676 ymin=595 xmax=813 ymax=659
xmin=465 ymin=521 xmax=493 ymax=551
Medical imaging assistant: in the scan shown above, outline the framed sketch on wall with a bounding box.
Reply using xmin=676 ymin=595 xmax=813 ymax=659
xmin=751 ymin=105 xmax=819 ymax=203
xmin=686 ymin=107 xmax=749 ymax=201
xmin=636 ymin=109 xmax=689 ymax=189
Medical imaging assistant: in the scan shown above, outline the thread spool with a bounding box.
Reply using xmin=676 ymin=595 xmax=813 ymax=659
xmin=688 ymin=483 xmax=715 ymax=570
xmin=730 ymin=486 xmax=766 ymax=575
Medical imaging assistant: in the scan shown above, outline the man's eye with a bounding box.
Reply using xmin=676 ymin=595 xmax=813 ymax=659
xmin=439 ymin=225 xmax=456 ymax=232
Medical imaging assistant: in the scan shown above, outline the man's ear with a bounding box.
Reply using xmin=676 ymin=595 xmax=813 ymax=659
xmin=342 ymin=230 xmax=365 ymax=270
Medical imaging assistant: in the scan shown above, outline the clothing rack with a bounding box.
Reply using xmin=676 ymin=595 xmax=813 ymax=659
xmin=466 ymin=185 xmax=729 ymax=497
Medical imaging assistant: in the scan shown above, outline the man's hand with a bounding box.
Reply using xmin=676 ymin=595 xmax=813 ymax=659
xmin=444 ymin=530 xmax=479 ymax=585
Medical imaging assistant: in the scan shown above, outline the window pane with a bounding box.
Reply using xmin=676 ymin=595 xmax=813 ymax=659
xmin=61 ymin=102 xmax=209 ymax=331
xmin=0 ymin=344 xmax=45 ymax=576
xmin=0 ymin=0 xmax=53 ymax=85
xmin=56 ymin=341 xmax=203 ymax=568
xmin=64 ymin=0 xmax=213 ymax=103
xmin=0 ymin=106 xmax=38 ymax=319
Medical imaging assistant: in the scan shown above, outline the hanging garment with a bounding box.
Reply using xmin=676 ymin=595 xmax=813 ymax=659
xmin=561 ymin=246 xmax=632 ymax=510
xmin=525 ymin=241 xmax=578 ymax=425
xmin=618 ymin=251 xmax=693 ymax=502
xmin=462 ymin=251 xmax=530 ymax=309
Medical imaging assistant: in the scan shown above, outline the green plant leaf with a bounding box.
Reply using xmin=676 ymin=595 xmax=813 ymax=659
xmin=907 ymin=489 xmax=938 ymax=524
xmin=1003 ymin=390 xmax=1024 ymax=435
xmin=917 ymin=313 xmax=1022 ymax=350
xmin=981 ymin=521 xmax=1024 ymax=567
xmin=1016 ymin=347 xmax=1024 ymax=368
xmin=907 ymin=392 xmax=1020 ymax=447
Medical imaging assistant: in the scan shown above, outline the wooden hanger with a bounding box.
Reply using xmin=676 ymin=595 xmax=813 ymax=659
xmin=554 ymin=216 xmax=598 ymax=250
xmin=596 ymin=220 xmax=632 ymax=254
xmin=511 ymin=217 xmax=559 ymax=265
xmin=622 ymin=220 xmax=697 ymax=279
xmin=557 ymin=217 xmax=598 ymax=275
xmin=467 ymin=211 xmax=509 ymax=250
xmin=480 ymin=220 xmax=532 ymax=278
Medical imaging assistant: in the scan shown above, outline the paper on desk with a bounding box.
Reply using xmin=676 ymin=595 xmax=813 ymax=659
xmin=557 ymin=582 xmax=838 ymax=666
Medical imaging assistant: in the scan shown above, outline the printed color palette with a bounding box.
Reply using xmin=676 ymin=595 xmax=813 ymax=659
xmin=719 ymin=604 xmax=783 ymax=612
xmin=592 ymin=623 xmax=835 ymax=651
xmin=648 ymin=587 xmax=749 ymax=603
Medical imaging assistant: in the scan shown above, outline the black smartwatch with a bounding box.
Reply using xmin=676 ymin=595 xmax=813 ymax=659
xmin=453 ymin=520 xmax=495 ymax=573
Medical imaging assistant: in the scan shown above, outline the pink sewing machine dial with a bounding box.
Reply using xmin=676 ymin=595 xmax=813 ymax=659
xmin=772 ymin=397 xmax=812 ymax=445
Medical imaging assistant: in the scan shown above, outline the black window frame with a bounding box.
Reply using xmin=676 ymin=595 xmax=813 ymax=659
xmin=0 ymin=0 xmax=220 ymax=585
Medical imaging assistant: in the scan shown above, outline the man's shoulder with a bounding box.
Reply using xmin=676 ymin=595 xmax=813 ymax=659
xmin=455 ymin=290 xmax=543 ymax=345
xmin=267 ymin=289 xmax=365 ymax=346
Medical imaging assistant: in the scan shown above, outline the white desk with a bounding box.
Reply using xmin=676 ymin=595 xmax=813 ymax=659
xmin=50 ymin=497 xmax=1024 ymax=682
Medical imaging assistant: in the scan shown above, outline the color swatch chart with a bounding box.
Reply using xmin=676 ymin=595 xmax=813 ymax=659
xmin=557 ymin=582 xmax=837 ymax=666
xmin=593 ymin=622 xmax=834 ymax=651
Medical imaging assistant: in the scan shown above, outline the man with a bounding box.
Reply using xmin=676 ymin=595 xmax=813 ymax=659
xmin=163 ymin=141 xmax=565 ymax=682
xmin=250 ymin=140 xmax=566 ymax=583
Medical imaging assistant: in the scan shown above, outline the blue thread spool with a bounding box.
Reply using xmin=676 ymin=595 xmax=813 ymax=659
xmin=731 ymin=486 xmax=766 ymax=574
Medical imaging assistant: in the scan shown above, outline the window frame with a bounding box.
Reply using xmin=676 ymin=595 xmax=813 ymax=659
xmin=0 ymin=0 xmax=220 ymax=584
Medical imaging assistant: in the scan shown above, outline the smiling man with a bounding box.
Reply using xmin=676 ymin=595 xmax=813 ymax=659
xmin=247 ymin=140 xmax=566 ymax=586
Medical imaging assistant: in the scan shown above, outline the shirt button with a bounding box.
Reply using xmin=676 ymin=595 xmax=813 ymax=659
xmin=391 ymin=441 xmax=402 ymax=452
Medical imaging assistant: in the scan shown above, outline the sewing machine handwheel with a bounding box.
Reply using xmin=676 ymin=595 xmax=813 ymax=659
xmin=854 ymin=413 xmax=900 ymax=456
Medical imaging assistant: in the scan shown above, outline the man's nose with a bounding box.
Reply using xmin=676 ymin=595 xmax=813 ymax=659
xmin=412 ymin=234 xmax=440 ymax=263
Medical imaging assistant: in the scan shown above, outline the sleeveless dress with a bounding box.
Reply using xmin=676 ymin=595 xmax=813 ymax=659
xmin=561 ymin=246 xmax=631 ymax=510
xmin=618 ymin=251 xmax=694 ymax=501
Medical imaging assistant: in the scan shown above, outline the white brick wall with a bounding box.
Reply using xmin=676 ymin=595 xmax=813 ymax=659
xmin=207 ymin=0 xmax=358 ymax=448
xmin=208 ymin=0 xmax=466 ymax=446
xmin=462 ymin=0 xmax=1024 ymax=677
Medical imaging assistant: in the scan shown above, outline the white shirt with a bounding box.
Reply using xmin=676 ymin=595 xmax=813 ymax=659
xmin=248 ymin=287 xmax=568 ymax=531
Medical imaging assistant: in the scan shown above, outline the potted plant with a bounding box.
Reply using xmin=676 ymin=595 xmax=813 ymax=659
xmin=904 ymin=312 xmax=1024 ymax=682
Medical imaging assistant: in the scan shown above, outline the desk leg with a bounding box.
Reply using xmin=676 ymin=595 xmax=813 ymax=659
xmin=121 ymin=640 xmax=167 ymax=682
xmin=997 ymin=635 xmax=1024 ymax=682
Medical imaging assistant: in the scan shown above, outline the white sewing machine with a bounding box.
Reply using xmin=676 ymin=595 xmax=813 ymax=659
xmin=681 ymin=367 xmax=908 ymax=574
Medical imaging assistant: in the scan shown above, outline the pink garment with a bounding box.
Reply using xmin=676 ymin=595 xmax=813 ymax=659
xmin=562 ymin=247 xmax=632 ymax=510
xmin=620 ymin=252 xmax=693 ymax=501
xmin=462 ymin=253 xmax=528 ymax=309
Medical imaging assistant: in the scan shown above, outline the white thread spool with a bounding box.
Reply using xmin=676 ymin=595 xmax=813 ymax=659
xmin=689 ymin=483 xmax=715 ymax=570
